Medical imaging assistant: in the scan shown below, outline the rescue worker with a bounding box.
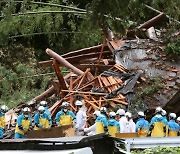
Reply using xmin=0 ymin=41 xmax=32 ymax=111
xmin=168 ymin=113 xmax=179 ymax=136
xmin=0 ymin=105 xmax=8 ymax=139
xmin=149 ymin=107 xmax=168 ymax=137
xmin=177 ymin=117 xmax=180 ymax=125
xmin=161 ymin=109 xmax=167 ymax=122
xmin=14 ymin=107 xmax=32 ymax=139
xmin=116 ymin=109 xmax=127 ymax=133
xmin=75 ymin=100 xmax=87 ymax=136
xmin=123 ymin=112 xmax=136 ymax=133
xmin=40 ymin=100 xmax=51 ymax=116
xmin=136 ymin=111 xmax=149 ymax=137
xmin=95 ymin=107 xmax=108 ymax=134
xmin=34 ymin=106 xmax=52 ymax=130
xmin=84 ymin=110 xmax=100 ymax=136
xmin=108 ymin=111 xmax=120 ymax=137
xmin=55 ymin=102 xmax=76 ymax=126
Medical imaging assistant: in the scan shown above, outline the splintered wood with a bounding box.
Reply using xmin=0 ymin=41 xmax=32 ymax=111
xmin=49 ymin=63 xmax=128 ymax=126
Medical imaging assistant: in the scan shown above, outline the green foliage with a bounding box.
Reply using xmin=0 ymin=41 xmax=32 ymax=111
xmin=139 ymin=78 xmax=165 ymax=95
xmin=132 ymin=146 xmax=180 ymax=154
xmin=0 ymin=64 xmax=52 ymax=109
xmin=164 ymin=38 xmax=180 ymax=56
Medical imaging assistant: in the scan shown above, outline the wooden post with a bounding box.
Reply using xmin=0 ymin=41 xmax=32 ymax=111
xmin=52 ymin=60 xmax=68 ymax=90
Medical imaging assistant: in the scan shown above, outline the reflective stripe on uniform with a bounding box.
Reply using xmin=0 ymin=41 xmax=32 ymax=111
xmin=60 ymin=115 xmax=73 ymax=126
xmin=0 ymin=116 xmax=5 ymax=129
xmin=108 ymin=126 xmax=118 ymax=137
xmin=15 ymin=120 xmax=30 ymax=135
xmin=96 ymin=122 xmax=104 ymax=134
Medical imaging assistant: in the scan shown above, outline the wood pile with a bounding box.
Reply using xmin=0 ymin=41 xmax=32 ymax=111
xmin=49 ymin=63 xmax=129 ymax=126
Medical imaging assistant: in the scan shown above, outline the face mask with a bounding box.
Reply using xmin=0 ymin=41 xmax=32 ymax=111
xmin=63 ymin=109 xmax=68 ymax=113
xmin=24 ymin=114 xmax=29 ymax=119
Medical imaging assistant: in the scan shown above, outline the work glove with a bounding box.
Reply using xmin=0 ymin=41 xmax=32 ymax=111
xmin=18 ymin=125 xmax=24 ymax=131
xmin=28 ymin=126 xmax=33 ymax=131
xmin=149 ymin=125 xmax=154 ymax=131
xmin=84 ymin=128 xmax=88 ymax=133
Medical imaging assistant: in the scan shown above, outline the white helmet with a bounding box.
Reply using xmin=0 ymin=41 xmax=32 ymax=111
xmin=155 ymin=107 xmax=162 ymax=113
xmin=138 ymin=111 xmax=145 ymax=117
xmin=40 ymin=101 xmax=47 ymax=106
xmin=116 ymin=109 xmax=125 ymax=116
xmin=161 ymin=109 xmax=166 ymax=116
xmin=177 ymin=117 xmax=180 ymax=121
xmin=109 ymin=111 xmax=116 ymax=118
xmin=23 ymin=107 xmax=30 ymax=117
xmin=169 ymin=113 xmax=176 ymax=119
xmin=1 ymin=105 xmax=8 ymax=113
xmin=62 ymin=102 xmax=69 ymax=107
xmin=125 ymin=112 xmax=132 ymax=118
xmin=93 ymin=110 xmax=100 ymax=116
xmin=23 ymin=107 xmax=30 ymax=112
xmin=100 ymin=107 xmax=107 ymax=113
xmin=38 ymin=106 xmax=45 ymax=112
xmin=75 ymin=100 xmax=83 ymax=106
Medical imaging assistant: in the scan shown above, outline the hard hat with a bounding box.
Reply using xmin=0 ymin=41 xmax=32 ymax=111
xmin=116 ymin=109 xmax=125 ymax=116
xmin=1 ymin=105 xmax=8 ymax=112
xmin=161 ymin=109 xmax=166 ymax=116
xmin=125 ymin=112 xmax=132 ymax=118
xmin=138 ymin=111 xmax=145 ymax=117
xmin=169 ymin=113 xmax=176 ymax=119
xmin=155 ymin=107 xmax=162 ymax=113
xmin=40 ymin=101 xmax=47 ymax=106
xmin=177 ymin=117 xmax=180 ymax=121
xmin=75 ymin=100 xmax=83 ymax=106
xmin=38 ymin=106 xmax=45 ymax=112
xmin=109 ymin=111 xmax=116 ymax=117
xmin=93 ymin=110 xmax=100 ymax=116
xmin=62 ymin=102 xmax=69 ymax=107
xmin=23 ymin=107 xmax=30 ymax=115
xmin=100 ymin=107 xmax=107 ymax=113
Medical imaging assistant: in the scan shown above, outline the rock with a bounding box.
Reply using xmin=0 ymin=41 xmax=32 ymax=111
xmin=168 ymin=72 xmax=176 ymax=77
xmin=167 ymin=81 xmax=176 ymax=88
xmin=172 ymin=69 xmax=179 ymax=73
xmin=176 ymin=79 xmax=180 ymax=85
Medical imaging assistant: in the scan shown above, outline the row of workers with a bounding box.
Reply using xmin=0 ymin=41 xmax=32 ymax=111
xmin=0 ymin=102 xmax=180 ymax=138
xmin=87 ymin=106 xmax=180 ymax=137
xmin=0 ymin=100 xmax=87 ymax=139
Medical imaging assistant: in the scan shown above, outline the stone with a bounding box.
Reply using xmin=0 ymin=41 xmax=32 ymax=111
xmin=167 ymin=81 xmax=176 ymax=88
xmin=168 ymin=72 xmax=176 ymax=77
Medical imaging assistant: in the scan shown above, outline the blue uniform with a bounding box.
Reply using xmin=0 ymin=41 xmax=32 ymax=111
xmin=55 ymin=110 xmax=76 ymax=126
xmin=136 ymin=118 xmax=149 ymax=137
xmin=0 ymin=112 xmax=5 ymax=139
xmin=108 ymin=118 xmax=120 ymax=132
xmin=150 ymin=114 xmax=168 ymax=137
xmin=34 ymin=112 xmax=52 ymax=130
xmin=44 ymin=107 xmax=51 ymax=116
xmin=168 ymin=119 xmax=179 ymax=136
xmin=14 ymin=114 xmax=32 ymax=139
xmin=95 ymin=113 xmax=108 ymax=134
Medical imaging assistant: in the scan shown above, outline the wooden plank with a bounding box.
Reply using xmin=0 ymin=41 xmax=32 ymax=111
xmin=116 ymin=133 xmax=138 ymax=138
xmin=114 ymin=64 xmax=126 ymax=74
xmin=97 ymin=76 xmax=103 ymax=88
xmin=62 ymin=44 xmax=109 ymax=58
xmin=109 ymin=41 xmax=119 ymax=49
xmin=61 ymin=90 xmax=107 ymax=96
xmin=85 ymin=100 xmax=100 ymax=110
xmin=27 ymin=125 xmax=75 ymax=138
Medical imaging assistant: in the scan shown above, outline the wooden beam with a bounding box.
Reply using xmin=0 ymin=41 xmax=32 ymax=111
xmin=61 ymin=90 xmax=107 ymax=96
xmin=52 ymin=60 xmax=68 ymax=90
xmin=46 ymin=48 xmax=84 ymax=75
